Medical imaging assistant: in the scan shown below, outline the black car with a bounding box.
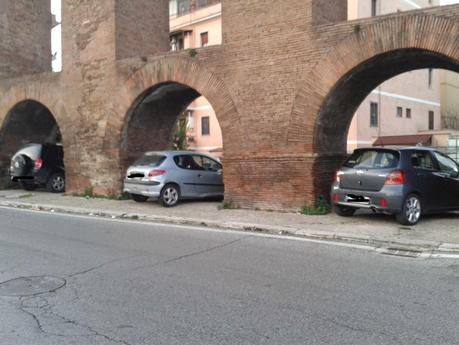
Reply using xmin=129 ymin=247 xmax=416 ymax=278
xmin=331 ymin=147 xmax=459 ymax=225
xmin=10 ymin=143 xmax=65 ymax=193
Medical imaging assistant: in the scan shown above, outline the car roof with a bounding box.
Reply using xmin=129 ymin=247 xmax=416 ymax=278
xmin=355 ymin=146 xmax=436 ymax=152
xmin=398 ymin=146 xmax=436 ymax=151
xmin=142 ymin=150 xmax=216 ymax=157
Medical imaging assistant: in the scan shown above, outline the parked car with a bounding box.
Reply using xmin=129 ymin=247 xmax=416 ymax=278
xmin=123 ymin=151 xmax=224 ymax=207
xmin=331 ymin=147 xmax=459 ymax=225
xmin=10 ymin=143 xmax=65 ymax=193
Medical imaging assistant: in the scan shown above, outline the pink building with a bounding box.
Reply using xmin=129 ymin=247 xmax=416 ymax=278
xmin=347 ymin=0 xmax=442 ymax=151
xmin=170 ymin=0 xmax=459 ymax=157
xmin=169 ymin=0 xmax=223 ymax=157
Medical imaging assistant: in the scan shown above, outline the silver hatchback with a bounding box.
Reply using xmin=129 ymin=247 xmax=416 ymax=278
xmin=123 ymin=151 xmax=224 ymax=207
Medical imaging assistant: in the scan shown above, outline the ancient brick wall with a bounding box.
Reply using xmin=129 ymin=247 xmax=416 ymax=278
xmin=312 ymin=0 xmax=348 ymax=25
xmin=0 ymin=0 xmax=51 ymax=78
xmin=0 ymin=0 xmax=458 ymax=210
xmin=115 ymin=0 xmax=170 ymax=60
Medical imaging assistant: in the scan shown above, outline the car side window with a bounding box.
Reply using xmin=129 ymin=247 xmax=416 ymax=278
xmin=411 ymin=151 xmax=436 ymax=171
xmin=191 ymin=155 xmax=205 ymax=170
xmin=201 ymin=156 xmax=222 ymax=172
xmin=174 ymin=155 xmax=203 ymax=171
xmin=433 ymin=152 xmax=459 ymax=177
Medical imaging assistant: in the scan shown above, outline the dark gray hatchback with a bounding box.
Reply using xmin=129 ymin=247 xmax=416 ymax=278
xmin=331 ymin=147 xmax=459 ymax=225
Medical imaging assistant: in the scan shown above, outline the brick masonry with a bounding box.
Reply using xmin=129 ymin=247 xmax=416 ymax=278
xmin=0 ymin=0 xmax=51 ymax=78
xmin=0 ymin=0 xmax=458 ymax=210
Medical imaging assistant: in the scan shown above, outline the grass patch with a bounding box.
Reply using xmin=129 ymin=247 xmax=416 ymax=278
xmin=218 ymin=200 xmax=239 ymax=210
xmin=188 ymin=48 xmax=198 ymax=57
xmin=354 ymin=23 xmax=361 ymax=34
xmin=19 ymin=193 xmax=34 ymax=199
xmin=301 ymin=196 xmax=331 ymax=216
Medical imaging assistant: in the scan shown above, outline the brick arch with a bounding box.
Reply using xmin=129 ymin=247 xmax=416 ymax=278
xmin=0 ymin=80 xmax=72 ymax=187
xmin=290 ymin=14 xmax=459 ymax=153
xmin=0 ymin=81 xmax=71 ymax=145
xmin=289 ymin=14 xmax=459 ymax=199
xmin=105 ymin=56 xmax=242 ymax=157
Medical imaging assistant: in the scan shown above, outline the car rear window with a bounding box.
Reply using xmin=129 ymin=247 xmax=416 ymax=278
xmin=344 ymin=150 xmax=399 ymax=169
xmin=15 ymin=144 xmax=42 ymax=160
xmin=134 ymin=153 xmax=166 ymax=166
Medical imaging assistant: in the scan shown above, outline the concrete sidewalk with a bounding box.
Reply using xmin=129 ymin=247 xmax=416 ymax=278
xmin=1 ymin=189 xmax=458 ymax=256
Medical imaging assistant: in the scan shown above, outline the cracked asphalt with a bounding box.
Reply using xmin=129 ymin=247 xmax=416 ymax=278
xmin=0 ymin=207 xmax=458 ymax=345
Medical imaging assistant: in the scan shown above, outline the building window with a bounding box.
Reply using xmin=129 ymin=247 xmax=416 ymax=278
xmin=197 ymin=0 xmax=208 ymax=9
xmin=170 ymin=33 xmax=185 ymax=51
xmin=429 ymin=111 xmax=435 ymax=130
xmin=200 ymin=32 xmax=209 ymax=47
xmin=370 ymin=102 xmax=378 ymax=127
xmin=170 ymin=31 xmax=185 ymax=52
xmin=371 ymin=0 xmax=378 ymax=16
xmin=406 ymin=108 xmax=412 ymax=119
xmin=177 ymin=0 xmax=191 ymax=16
xmin=169 ymin=0 xmax=178 ymax=17
xmin=428 ymin=69 xmax=433 ymax=89
xmin=201 ymin=116 xmax=210 ymax=135
xmin=396 ymin=107 xmax=403 ymax=118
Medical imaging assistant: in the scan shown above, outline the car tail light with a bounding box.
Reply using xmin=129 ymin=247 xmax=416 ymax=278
xmin=34 ymin=159 xmax=43 ymax=171
xmin=148 ymin=169 xmax=166 ymax=177
xmin=332 ymin=193 xmax=339 ymax=202
xmin=385 ymin=170 xmax=405 ymax=185
xmin=335 ymin=171 xmax=344 ymax=183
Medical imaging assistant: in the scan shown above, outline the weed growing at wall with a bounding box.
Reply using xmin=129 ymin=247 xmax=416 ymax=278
xmin=301 ymin=196 xmax=330 ymax=215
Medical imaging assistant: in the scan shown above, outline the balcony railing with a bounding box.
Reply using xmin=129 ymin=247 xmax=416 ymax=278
xmin=170 ymin=0 xmax=221 ymax=17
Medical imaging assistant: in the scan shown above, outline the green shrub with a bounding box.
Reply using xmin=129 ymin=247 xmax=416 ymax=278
xmin=301 ymin=196 xmax=331 ymax=215
xmin=218 ymin=200 xmax=239 ymax=210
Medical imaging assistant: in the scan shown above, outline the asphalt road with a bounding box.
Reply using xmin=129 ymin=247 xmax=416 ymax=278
xmin=0 ymin=207 xmax=458 ymax=345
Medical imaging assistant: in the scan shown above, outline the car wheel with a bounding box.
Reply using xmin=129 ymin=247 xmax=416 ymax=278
xmin=19 ymin=181 xmax=38 ymax=191
xmin=333 ymin=204 xmax=356 ymax=217
xmin=46 ymin=173 xmax=65 ymax=193
xmin=396 ymin=194 xmax=422 ymax=226
xmin=131 ymin=194 xmax=148 ymax=203
xmin=160 ymin=184 xmax=180 ymax=207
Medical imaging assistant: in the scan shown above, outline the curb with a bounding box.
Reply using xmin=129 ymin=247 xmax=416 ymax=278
xmin=1 ymin=200 xmax=459 ymax=259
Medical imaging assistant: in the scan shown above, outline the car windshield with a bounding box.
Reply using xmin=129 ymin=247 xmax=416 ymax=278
xmin=344 ymin=150 xmax=399 ymax=169
xmin=134 ymin=153 xmax=166 ymax=166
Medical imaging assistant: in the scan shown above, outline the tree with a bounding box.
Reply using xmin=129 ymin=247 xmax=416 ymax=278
xmin=173 ymin=118 xmax=189 ymax=151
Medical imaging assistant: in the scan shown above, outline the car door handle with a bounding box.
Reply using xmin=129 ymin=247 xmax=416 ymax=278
xmin=197 ymin=174 xmax=203 ymax=178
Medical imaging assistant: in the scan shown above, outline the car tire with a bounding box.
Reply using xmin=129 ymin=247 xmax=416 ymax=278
xmin=19 ymin=181 xmax=38 ymax=191
xmin=160 ymin=184 xmax=180 ymax=207
xmin=396 ymin=194 xmax=422 ymax=226
xmin=46 ymin=173 xmax=65 ymax=193
xmin=131 ymin=194 xmax=149 ymax=203
xmin=333 ymin=204 xmax=356 ymax=217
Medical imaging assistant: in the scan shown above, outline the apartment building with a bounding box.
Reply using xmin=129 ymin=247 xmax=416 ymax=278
xmin=347 ymin=0 xmax=459 ymax=152
xmin=169 ymin=0 xmax=223 ymax=156
xmin=170 ymin=0 xmax=459 ymax=156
